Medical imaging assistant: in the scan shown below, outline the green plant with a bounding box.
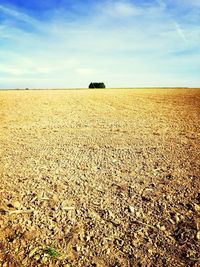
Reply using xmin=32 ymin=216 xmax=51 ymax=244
xmin=44 ymin=247 xmax=61 ymax=258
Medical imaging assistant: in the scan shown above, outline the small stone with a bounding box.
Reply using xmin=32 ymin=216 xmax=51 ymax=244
xmin=52 ymin=194 xmax=59 ymax=202
xmin=129 ymin=206 xmax=135 ymax=213
xmin=196 ymin=231 xmax=200 ymax=240
xmin=34 ymin=254 xmax=40 ymax=261
xmin=29 ymin=248 xmax=38 ymax=258
xmin=41 ymin=257 xmax=48 ymax=264
xmin=111 ymin=218 xmax=121 ymax=226
xmin=156 ymin=223 xmax=161 ymax=229
xmin=160 ymin=226 xmax=166 ymax=231
xmin=141 ymin=188 xmax=154 ymax=201
xmin=194 ymin=204 xmax=200 ymax=212
xmin=148 ymin=249 xmax=153 ymax=255
xmin=75 ymin=245 xmax=81 ymax=252
xmin=12 ymin=201 xmax=21 ymax=209
xmin=21 ymin=258 xmax=28 ymax=265
xmin=169 ymin=219 xmax=175 ymax=225
xmin=62 ymin=206 xmax=75 ymax=211
xmin=0 ymin=219 xmax=4 ymax=227
xmin=108 ymin=210 xmax=115 ymax=218
xmin=86 ymin=235 xmax=90 ymax=242
xmin=175 ymin=214 xmax=180 ymax=224
xmin=136 ymin=212 xmax=140 ymax=218
xmin=106 ymin=248 xmax=111 ymax=254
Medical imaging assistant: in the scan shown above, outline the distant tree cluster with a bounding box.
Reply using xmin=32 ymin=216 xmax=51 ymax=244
xmin=89 ymin=82 xmax=106 ymax=88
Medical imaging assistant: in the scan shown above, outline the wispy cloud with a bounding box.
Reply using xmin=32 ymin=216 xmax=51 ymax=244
xmin=155 ymin=0 xmax=187 ymax=42
xmin=100 ymin=0 xmax=142 ymax=18
xmin=0 ymin=4 xmax=39 ymax=27
xmin=155 ymin=0 xmax=167 ymax=10
xmin=173 ymin=22 xmax=187 ymax=42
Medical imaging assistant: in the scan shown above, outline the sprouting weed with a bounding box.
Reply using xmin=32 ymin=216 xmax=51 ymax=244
xmin=44 ymin=247 xmax=61 ymax=258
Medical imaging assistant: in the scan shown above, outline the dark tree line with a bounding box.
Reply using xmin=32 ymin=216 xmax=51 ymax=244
xmin=89 ymin=82 xmax=106 ymax=88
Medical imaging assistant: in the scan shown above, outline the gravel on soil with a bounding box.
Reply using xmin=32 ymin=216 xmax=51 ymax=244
xmin=0 ymin=88 xmax=199 ymax=266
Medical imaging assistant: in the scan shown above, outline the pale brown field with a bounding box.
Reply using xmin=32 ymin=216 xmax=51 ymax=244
xmin=0 ymin=88 xmax=200 ymax=267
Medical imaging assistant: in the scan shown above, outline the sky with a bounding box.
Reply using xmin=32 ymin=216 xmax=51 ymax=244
xmin=0 ymin=0 xmax=200 ymax=88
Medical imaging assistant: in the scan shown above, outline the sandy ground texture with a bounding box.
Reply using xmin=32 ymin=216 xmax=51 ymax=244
xmin=0 ymin=88 xmax=200 ymax=267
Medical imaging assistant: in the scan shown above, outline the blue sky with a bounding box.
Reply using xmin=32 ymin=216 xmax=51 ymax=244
xmin=0 ymin=0 xmax=200 ymax=88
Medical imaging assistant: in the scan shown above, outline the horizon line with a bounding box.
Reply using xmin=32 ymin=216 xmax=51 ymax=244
xmin=1 ymin=86 xmax=200 ymax=91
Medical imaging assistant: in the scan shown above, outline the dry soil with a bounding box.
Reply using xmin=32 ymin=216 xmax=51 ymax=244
xmin=0 ymin=88 xmax=199 ymax=267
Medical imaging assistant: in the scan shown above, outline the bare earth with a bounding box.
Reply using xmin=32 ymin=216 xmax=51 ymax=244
xmin=0 ymin=88 xmax=199 ymax=267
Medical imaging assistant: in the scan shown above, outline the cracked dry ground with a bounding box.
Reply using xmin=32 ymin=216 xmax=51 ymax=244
xmin=0 ymin=88 xmax=199 ymax=267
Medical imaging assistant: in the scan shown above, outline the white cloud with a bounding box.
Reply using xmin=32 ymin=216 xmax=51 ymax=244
xmin=100 ymin=0 xmax=141 ymax=18
xmin=173 ymin=22 xmax=187 ymax=42
xmin=0 ymin=4 xmax=39 ymax=27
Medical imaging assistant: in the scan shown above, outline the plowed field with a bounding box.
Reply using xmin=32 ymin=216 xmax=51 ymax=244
xmin=0 ymin=88 xmax=200 ymax=266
